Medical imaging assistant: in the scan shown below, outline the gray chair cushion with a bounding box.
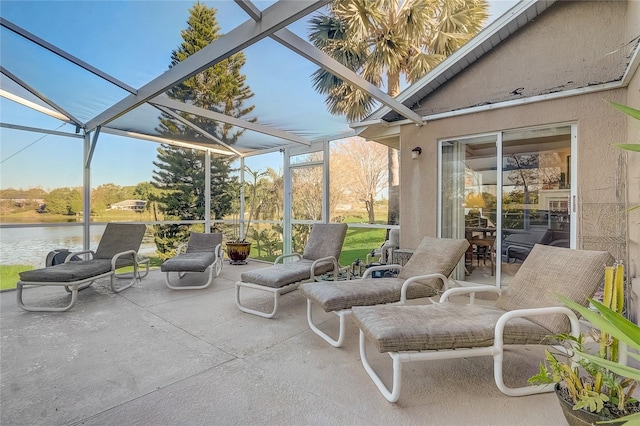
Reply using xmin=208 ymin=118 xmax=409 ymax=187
xmin=352 ymin=303 xmax=554 ymax=353
xmin=240 ymin=259 xmax=337 ymax=288
xmin=495 ymin=244 xmax=613 ymax=334
xmin=302 ymin=223 xmax=348 ymax=261
xmin=185 ymin=233 xmax=222 ymax=253
xmin=94 ymin=223 xmax=146 ymax=260
xmin=300 ymin=277 xmax=437 ymax=312
xmin=161 ymin=253 xmax=216 ymax=273
xmin=19 ymin=260 xmax=113 ymax=283
xmin=240 ymin=224 xmax=347 ymax=288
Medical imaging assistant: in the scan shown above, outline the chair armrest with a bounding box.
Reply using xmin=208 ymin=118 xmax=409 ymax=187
xmin=440 ymin=285 xmax=502 ymax=303
xmin=362 ymin=264 xmax=402 ymax=278
xmin=66 ymin=250 xmax=95 ymax=262
xmin=274 ymin=253 xmax=302 ymax=264
xmin=111 ymin=250 xmax=139 ymax=270
xmin=310 ymin=256 xmax=339 ymax=280
xmin=399 ymin=273 xmax=449 ymax=303
xmin=494 ymin=306 xmax=581 ymax=345
xmin=214 ymin=243 xmax=223 ymax=259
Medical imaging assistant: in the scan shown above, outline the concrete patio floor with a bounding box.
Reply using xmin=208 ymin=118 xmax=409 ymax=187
xmin=1 ymin=260 xmax=568 ymax=425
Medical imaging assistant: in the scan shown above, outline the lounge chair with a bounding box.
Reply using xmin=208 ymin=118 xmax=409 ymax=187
xmin=351 ymin=244 xmax=613 ymax=402
xmin=299 ymin=236 xmax=469 ymax=347
xmin=161 ymin=232 xmax=223 ymax=290
xmin=17 ymin=223 xmax=147 ymax=312
xmin=235 ymin=223 xmax=348 ymax=319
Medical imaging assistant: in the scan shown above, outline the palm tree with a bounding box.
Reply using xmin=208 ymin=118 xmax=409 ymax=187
xmin=309 ymin=0 xmax=488 ymax=224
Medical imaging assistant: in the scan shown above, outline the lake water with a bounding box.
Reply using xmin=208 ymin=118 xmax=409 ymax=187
xmin=0 ymin=225 xmax=157 ymax=267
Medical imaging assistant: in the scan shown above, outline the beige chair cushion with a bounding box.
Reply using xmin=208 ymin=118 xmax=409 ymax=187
xmin=495 ymin=244 xmax=613 ymax=334
xmin=300 ymin=277 xmax=437 ymax=312
xmin=302 ymin=223 xmax=348 ymax=261
xmin=397 ymin=236 xmax=469 ymax=292
xmin=240 ymin=259 xmax=338 ymax=288
xmin=352 ymin=303 xmax=554 ymax=353
xmin=299 ymin=236 xmax=468 ymax=312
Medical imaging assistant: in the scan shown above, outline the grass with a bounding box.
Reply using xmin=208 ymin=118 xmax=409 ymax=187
xmin=0 ymin=265 xmax=34 ymax=291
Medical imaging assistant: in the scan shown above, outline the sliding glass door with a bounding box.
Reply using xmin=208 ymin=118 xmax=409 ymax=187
xmin=440 ymin=125 xmax=575 ymax=287
xmin=440 ymin=134 xmax=498 ymax=281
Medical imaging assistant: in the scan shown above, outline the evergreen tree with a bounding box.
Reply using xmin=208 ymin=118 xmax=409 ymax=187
xmin=152 ymin=1 xmax=255 ymax=256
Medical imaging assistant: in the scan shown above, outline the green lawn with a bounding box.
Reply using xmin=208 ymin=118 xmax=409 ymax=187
xmin=0 ymin=265 xmax=33 ymax=291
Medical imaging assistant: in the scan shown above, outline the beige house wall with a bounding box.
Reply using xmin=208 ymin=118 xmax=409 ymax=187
xmin=414 ymin=1 xmax=632 ymax=116
xmin=399 ymin=88 xmax=628 ymax=257
xmin=392 ymin=0 xmax=639 ymax=317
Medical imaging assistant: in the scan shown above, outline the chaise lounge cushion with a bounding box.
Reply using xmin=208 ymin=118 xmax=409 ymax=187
xmin=397 ymin=237 xmax=469 ymax=291
xmin=301 ymin=277 xmax=437 ymax=312
xmin=19 ymin=260 xmax=113 ymax=283
xmin=299 ymin=236 xmax=469 ymax=312
xmin=185 ymin=233 xmax=222 ymax=253
xmin=495 ymin=244 xmax=612 ymax=334
xmin=161 ymin=253 xmax=217 ymax=273
xmin=352 ymin=303 xmax=553 ymax=353
xmin=240 ymin=259 xmax=336 ymax=288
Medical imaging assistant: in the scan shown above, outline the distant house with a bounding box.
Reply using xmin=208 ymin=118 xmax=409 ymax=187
xmin=109 ymin=200 xmax=146 ymax=212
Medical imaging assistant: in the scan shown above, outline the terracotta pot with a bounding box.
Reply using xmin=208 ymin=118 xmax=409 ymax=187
xmin=555 ymin=384 xmax=622 ymax=426
xmin=226 ymin=242 xmax=252 ymax=264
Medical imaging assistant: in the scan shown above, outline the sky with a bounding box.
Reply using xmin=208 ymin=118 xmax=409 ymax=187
xmin=0 ymin=0 xmax=519 ymax=191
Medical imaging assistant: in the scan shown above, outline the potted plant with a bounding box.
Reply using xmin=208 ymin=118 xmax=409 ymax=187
xmin=225 ymin=166 xmax=267 ymax=264
xmin=529 ymin=262 xmax=640 ymax=425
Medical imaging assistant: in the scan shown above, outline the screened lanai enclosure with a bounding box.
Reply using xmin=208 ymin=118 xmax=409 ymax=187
xmin=1 ymin=0 xmax=430 ymax=274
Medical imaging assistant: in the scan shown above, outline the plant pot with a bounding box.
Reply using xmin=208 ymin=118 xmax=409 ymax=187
xmin=226 ymin=242 xmax=252 ymax=265
xmin=555 ymin=384 xmax=623 ymax=426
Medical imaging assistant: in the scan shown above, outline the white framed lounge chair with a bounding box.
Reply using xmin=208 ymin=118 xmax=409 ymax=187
xmin=235 ymin=223 xmax=348 ymax=319
xmin=161 ymin=232 xmax=223 ymax=290
xmin=17 ymin=223 xmax=147 ymax=312
xmin=299 ymin=236 xmax=469 ymax=347
xmin=351 ymin=244 xmax=613 ymax=402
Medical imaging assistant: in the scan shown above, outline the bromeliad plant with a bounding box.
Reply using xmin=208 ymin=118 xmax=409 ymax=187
xmin=529 ymin=262 xmax=640 ymax=424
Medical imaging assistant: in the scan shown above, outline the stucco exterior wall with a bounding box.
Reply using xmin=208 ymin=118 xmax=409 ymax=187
xmin=627 ymin=0 xmax=640 ymax=279
xmin=625 ymin=0 xmax=640 ymax=319
xmin=399 ymin=89 xmax=628 ymax=262
xmin=413 ymin=0 xmax=632 ymax=116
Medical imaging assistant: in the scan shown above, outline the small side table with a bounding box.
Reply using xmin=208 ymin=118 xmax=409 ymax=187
xmin=391 ymin=249 xmax=414 ymax=266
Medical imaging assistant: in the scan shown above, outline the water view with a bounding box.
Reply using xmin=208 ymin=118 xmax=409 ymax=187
xmin=0 ymin=225 xmax=157 ymax=267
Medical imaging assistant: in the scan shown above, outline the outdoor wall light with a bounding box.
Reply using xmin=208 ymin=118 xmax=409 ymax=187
xmin=411 ymin=147 xmax=422 ymax=159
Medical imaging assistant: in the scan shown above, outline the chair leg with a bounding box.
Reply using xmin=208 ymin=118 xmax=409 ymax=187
xmin=359 ymin=330 xmax=403 ymax=402
xmin=64 ymin=281 xmax=94 ymax=293
xmin=235 ymin=281 xmax=302 ymax=318
xmin=17 ymin=282 xmax=79 ymax=312
xmin=306 ymin=300 xmax=348 ymax=347
xmin=165 ymin=263 xmax=216 ymax=290
xmin=111 ymin=265 xmax=138 ymax=293
xmin=235 ymin=282 xmax=279 ymax=319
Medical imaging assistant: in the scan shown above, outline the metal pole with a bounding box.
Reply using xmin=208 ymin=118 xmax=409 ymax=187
xmin=283 ymin=148 xmax=292 ymax=255
xmin=205 ymin=151 xmax=211 ymax=232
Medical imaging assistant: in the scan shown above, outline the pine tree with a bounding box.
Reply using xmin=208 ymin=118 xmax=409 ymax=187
xmin=152 ymin=1 xmax=255 ymax=256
